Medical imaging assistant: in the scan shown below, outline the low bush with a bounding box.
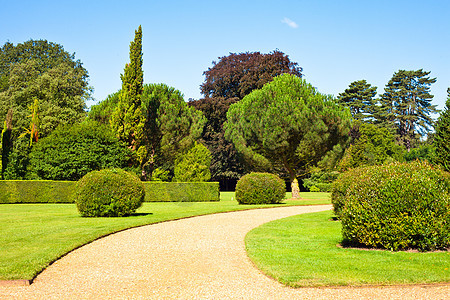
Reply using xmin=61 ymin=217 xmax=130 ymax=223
xmin=143 ymin=182 xmax=219 ymax=202
xmin=235 ymin=172 xmax=285 ymax=205
xmin=74 ymin=169 xmax=145 ymax=217
xmin=335 ymin=161 xmax=450 ymax=251
xmin=0 ymin=180 xmax=76 ymax=203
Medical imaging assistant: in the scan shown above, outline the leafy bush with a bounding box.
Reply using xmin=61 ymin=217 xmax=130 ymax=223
xmin=335 ymin=161 xmax=450 ymax=251
xmin=303 ymin=170 xmax=340 ymax=192
xmin=143 ymin=182 xmax=219 ymax=202
xmin=0 ymin=180 xmax=76 ymax=203
xmin=235 ymin=172 xmax=285 ymax=205
xmin=29 ymin=121 xmax=131 ymax=181
xmin=173 ymin=142 xmax=212 ymax=182
xmin=74 ymin=169 xmax=145 ymax=217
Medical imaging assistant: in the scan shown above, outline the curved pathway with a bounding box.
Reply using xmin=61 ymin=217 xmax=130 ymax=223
xmin=1 ymin=205 xmax=448 ymax=299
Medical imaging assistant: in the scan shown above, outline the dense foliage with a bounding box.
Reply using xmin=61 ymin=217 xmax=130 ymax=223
xmin=111 ymin=26 xmax=146 ymax=177
xmin=337 ymin=80 xmax=377 ymax=122
xmin=0 ymin=180 xmax=76 ymax=203
xmin=173 ymin=142 xmax=212 ymax=182
xmin=303 ymin=170 xmax=340 ymax=192
xmin=433 ymin=88 xmax=450 ymax=171
xmin=338 ymin=122 xmax=403 ymax=171
xmin=143 ymin=182 xmax=219 ymax=202
xmin=29 ymin=121 xmax=131 ymax=181
xmin=74 ymin=168 xmax=145 ymax=217
xmin=334 ymin=161 xmax=450 ymax=251
xmin=377 ymin=69 xmax=437 ymax=150
xmin=225 ymin=74 xmax=352 ymax=197
xmin=190 ymin=51 xmax=303 ymax=189
xmin=200 ymin=50 xmax=303 ymax=99
xmin=235 ymin=172 xmax=285 ymax=204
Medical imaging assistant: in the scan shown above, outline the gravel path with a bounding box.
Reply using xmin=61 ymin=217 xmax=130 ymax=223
xmin=1 ymin=205 xmax=448 ymax=299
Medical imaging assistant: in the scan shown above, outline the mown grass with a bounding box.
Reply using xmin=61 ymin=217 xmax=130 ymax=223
xmin=0 ymin=191 xmax=330 ymax=281
xmin=245 ymin=210 xmax=450 ymax=287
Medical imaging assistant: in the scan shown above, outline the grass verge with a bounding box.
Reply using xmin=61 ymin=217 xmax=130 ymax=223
xmin=0 ymin=192 xmax=329 ymax=281
xmin=245 ymin=210 xmax=450 ymax=287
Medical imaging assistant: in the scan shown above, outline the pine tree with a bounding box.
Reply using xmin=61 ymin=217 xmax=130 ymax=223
xmin=377 ymin=69 xmax=437 ymax=151
xmin=111 ymin=25 xmax=145 ymax=175
xmin=337 ymin=80 xmax=377 ymax=122
xmin=434 ymin=88 xmax=450 ymax=171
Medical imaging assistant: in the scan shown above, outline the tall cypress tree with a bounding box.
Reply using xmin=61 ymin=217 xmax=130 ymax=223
xmin=111 ymin=25 xmax=145 ymax=176
xmin=434 ymin=88 xmax=450 ymax=171
xmin=377 ymin=69 xmax=437 ymax=151
xmin=337 ymin=80 xmax=377 ymax=122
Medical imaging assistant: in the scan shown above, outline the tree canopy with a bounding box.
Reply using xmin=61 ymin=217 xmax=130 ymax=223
xmin=377 ymin=69 xmax=437 ymax=150
xmin=28 ymin=121 xmax=131 ymax=181
xmin=225 ymin=74 xmax=352 ymax=197
xmin=433 ymin=88 xmax=450 ymax=171
xmin=200 ymin=50 xmax=303 ymax=99
xmin=337 ymin=80 xmax=377 ymax=122
xmin=0 ymin=40 xmax=90 ymax=138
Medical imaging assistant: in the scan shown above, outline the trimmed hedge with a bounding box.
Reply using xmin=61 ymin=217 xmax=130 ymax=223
xmin=74 ymin=169 xmax=145 ymax=217
xmin=334 ymin=161 xmax=450 ymax=251
xmin=0 ymin=180 xmax=219 ymax=203
xmin=235 ymin=172 xmax=285 ymax=204
xmin=0 ymin=180 xmax=76 ymax=203
xmin=143 ymin=182 xmax=219 ymax=202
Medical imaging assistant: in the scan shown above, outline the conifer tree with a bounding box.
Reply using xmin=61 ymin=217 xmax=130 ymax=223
xmin=377 ymin=69 xmax=437 ymax=151
xmin=434 ymin=88 xmax=450 ymax=171
xmin=111 ymin=25 xmax=145 ymax=176
xmin=337 ymin=80 xmax=377 ymax=122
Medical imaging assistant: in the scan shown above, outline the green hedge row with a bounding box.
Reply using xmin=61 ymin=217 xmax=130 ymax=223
xmin=143 ymin=182 xmax=219 ymax=202
xmin=0 ymin=180 xmax=220 ymax=203
xmin=0 ymin=180 xmax=76 ymax=203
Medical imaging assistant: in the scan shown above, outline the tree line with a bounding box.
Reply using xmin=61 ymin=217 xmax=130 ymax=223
xmin=1 ymin=26 xmax=449 ymax=193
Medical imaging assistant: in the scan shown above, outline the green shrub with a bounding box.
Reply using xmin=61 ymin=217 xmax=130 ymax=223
xmin=0 ymin=180 xmax=76 ymax=203
xmin=303 ymin=170 xmax=340 ymax=192
xmin=331 ymin=168 xmax=366 ymax=219
xmin=143 ymin=182 xmax=219 ymax=202
xmin=235 ymin=172 xmax=285 ymax=205
xmin=336 ymin=161 xmax=450 ymax=251
xmin=173 ymin=142 xmax=212 ymax=182
xmin=74 ymin=169 xmax=145 ymax=217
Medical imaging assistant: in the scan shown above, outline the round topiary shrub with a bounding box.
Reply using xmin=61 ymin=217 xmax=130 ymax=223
xmin=335 ymin=161 xmax=450 ymax=251
xmin=235 ymin=172 xmax=285 ymax=204
xmin=74 ymin=169 xmax=145 ymax=217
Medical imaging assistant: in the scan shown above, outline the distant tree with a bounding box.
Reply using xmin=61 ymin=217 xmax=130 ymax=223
xmin=338 ymin=122 xmax=404 ymax=171
xmin=188 ymin=97 xmax=245 ymax=187
xmin=29 ymin=121 xmax=131 ymax=181
xmin=1 ymin=108 xmax=13 ymax=179
xmin=193 ymin=50 xmax=303 ymax=189
xmin=88 ymin=91 xmax=120 ymax=124
xmin=434 ymin=88 xmax=450 ymax=171
xmin=0 ymin=49 xmax=89 ymax=138
xmin=201 ymin=50 xmax=302 ymax=99
xmin=337 ymin=80 xmax=377 ymax=122
xmin=377 ymin=69 xmax=438 ymax=151
xmin=173 ymin=142 xmax=212 ymax=182
xmin=111 ymin=25 xmax=145 ymax=176
xmin=141 ymin=83 xmax=206 ymax=179
xmin=225 ymin=74 xmax=352 ymax=198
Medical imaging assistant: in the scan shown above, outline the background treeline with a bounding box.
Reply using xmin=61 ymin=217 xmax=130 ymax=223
xmin=1 ymin=26 xmax=449 ymax=190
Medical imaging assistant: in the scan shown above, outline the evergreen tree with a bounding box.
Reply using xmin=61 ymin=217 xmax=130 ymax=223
xmin=337 ymin=80 xmax=377 ymax=122
xmin=434 ymin=88 xmax=450 ymax=171
xmin=377 ymin=69 xmax=438 ymax=151
xmin=111 ymin=25 xmax=146 ymax=176
xmin=1 ymin=108 xmax=13 ymax=179
xmin=225 ymin=74 xmax=352 ymax=198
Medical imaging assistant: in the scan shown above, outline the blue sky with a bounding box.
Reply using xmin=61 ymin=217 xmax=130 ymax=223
xmin=1 ymin=0 xmax=449 ymax=112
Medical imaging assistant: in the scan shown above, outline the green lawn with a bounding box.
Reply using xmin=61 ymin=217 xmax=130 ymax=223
xmin=0 ymin=192 xmax=330 ymax=281
xmin=246 ymin=210 xmax=450 ymax=287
